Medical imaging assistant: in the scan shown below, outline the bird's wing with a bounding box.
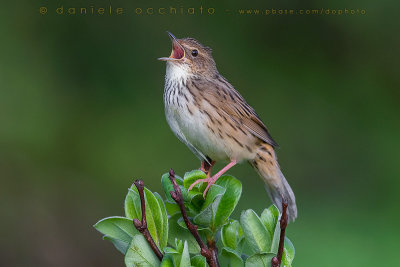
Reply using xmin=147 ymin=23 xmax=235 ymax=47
xmin=193 ymin=76 xmax=279 ymax=148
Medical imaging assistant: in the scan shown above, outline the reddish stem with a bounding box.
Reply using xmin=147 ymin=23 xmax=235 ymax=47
xmin=168 ymin=169 xmax=219 ymax=267
xmin=271 ymin=197 xmax=288 ymax=267
xmin=132 ymin=180 xmax=163 ymax=261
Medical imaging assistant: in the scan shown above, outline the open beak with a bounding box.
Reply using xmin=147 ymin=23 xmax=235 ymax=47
xmin=158 ymin=31 xmax=185 ymax=61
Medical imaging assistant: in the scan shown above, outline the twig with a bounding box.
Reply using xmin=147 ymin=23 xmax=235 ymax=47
xmin=271 ymin=197 xmax=289 ymax=267
xmin=206 ymin=239 xmax=219 ymax=267
xmin=168 ymin=169 xmax=219 ymax=267
xmin=132 ymin=180 xmax=163 ymax=261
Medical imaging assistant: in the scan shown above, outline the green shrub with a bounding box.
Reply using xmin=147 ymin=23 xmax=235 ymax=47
xmin=94 ymin=170 xmax=295 ymax=267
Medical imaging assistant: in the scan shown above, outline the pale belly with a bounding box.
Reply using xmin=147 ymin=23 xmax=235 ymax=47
xmin=165 ymin=102 xmax=227 ymax=161
xmin=165 ymin=99 xmax=254 ymax=163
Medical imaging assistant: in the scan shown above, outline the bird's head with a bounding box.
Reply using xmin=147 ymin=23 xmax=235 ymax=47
xmin=158 ymin=32 xmax=217 ymax=77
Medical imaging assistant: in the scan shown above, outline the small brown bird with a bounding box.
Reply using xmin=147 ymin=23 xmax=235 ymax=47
xmin=159 ymin=32 xmax=297 ymax=221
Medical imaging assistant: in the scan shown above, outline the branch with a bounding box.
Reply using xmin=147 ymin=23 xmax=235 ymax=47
xmin=132 ymin=180 xmax=163 ymax=261
xmin=168 ymin=169 xmax=219 ymax=267
xmin=271 ymin=197 xmax=288 ymax=267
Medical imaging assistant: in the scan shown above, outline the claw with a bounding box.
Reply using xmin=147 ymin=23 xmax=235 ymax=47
xmin=202 ymin=180 xmax=215 ymax=197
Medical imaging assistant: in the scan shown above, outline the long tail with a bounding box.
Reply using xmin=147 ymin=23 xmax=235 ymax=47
xmin=249 ymin=142 xmax=297 ymax=222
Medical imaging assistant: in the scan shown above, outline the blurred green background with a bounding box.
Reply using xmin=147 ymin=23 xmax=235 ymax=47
xmin=1 ymin=0 xmax=399 ymax=266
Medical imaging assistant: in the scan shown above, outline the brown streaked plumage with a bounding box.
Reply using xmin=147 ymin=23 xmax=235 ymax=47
xmin=158 ymin=32 xmax=297 ymax=221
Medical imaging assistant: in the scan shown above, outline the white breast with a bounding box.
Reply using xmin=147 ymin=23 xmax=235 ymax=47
xmin=164 ymin=62 xmax=206 ymax=160
xmin=163 ymin=62 xmax=233 ymax=162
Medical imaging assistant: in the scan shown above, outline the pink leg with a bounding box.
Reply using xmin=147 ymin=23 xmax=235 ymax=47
xmin=189 ymin=160 xmax=237 ymax=197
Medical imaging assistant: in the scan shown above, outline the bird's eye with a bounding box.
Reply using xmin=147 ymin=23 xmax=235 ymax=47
xmin=191 ymin=49 xmax=198 ymax=57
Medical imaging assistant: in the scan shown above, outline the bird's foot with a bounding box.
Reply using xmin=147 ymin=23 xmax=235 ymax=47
xmin=188 ymin=176 xmax=218 ymax=197
xmin=190 ymin=159 xmax=238 ymax=198
xmin=202 ymin=175 xmax=220 ymax=197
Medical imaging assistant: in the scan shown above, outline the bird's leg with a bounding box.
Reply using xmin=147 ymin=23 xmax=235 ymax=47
xmin=200 ymin=160 xmax=215 ymax=178
xmin=191 ymin=160 xmax=214 ymax=190
xmin=200 ymin=161 xmax=206 ymax=172
xmin=203 ymin=160 xmax=237 ymax=197
xmin=190 ymin=160 xmax=237 ymax=197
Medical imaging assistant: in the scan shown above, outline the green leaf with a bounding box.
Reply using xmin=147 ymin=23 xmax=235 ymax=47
xmin=164 ymin=246 xmax=181 ymax=267
xmin=161 ymin=173 xmax=183 ymax=202
xmin=144 ymin=188 xmax=167 ymax=250
xmin=176 ymin=217 xmax=210 ymax=233
xmin=245 ymin=253 xmax=275 ymax=267
xmin=282 ymin=237 xmax=295 ymax=266
xmin=175 ymin=239 xmax=184 ymax=253
xmin=163 ymin=241 xmax=192 ymax=267
xmin=214 ymin=176 xmax=242 ymax=227
xmin=124 ymin=234 xmax=160 ymax=267
xmin=183 ymin=170 xmax=207 ymax=189
xmin=194 ymin=176 xmax=242 ymax=230
xmin=180 ymin=241 xmax=191 ymax=267
xmin=270 ymin=220 xmax=280 ymax=254
xmin=193 ymin=184 xmax=225 ymax=228
xmin=124 ymin=188 xmax=141 ymax=220
xmin=180 ymin=186 xmax=192 ymax=203
xmin=193 ymin=193 xmax=222 ymax=228
xmin=154 ymin=192 xmax=169 ymax=250
xmin=160 ymin=255 xmax=174 ymax=267
xmin=260 ymin=205 xmax=279 ymax=237
xmin=190 ymin=193 xmax=205 ymax=211
xmin=103 ymin=236 xmax=129 ymax=254
xmin=191 ymin=255 xmax=206 ymax=267
xmin=186 ymin=202 xmax=202 ymax=217
xmin=165 ymin=201 xmax=180 ymax=216
xmin=201 ymin=184 xmax=225 ymax=209
xmin=221 ymin=247 xmax=244 ymax=266
xmin=221 ymin=220 xmax=242 ymax=250
xmin=187 ymin=189 xmax=203 ymax=201
xmin=168 ymin=214 xmax=200 ymax=254
xmin=164 ymin=247 xmax=179 ymax=254
xmin=176 ymin=217 xmax=189 ymax=230
xmin=162 ymin=173 xmax=198 ymax=215
xmin=94 ymin=216 xmax=138 ymax=243
xmin=240 ymin=210 xmax=271 ymax=253
xmin=123 ymin=184 xmax=169 ymax=251
xmin=161 ymin=173 xmax=175 ymax=202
